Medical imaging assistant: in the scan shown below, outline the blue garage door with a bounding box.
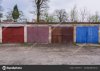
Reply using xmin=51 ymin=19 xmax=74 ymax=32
xmin=87 ymin=26 xmax=99 ymax=43
xmin=76 ymin=26 xmax=99 ymax=43
xmin=76 ymin=26 xmax=87 ymax=43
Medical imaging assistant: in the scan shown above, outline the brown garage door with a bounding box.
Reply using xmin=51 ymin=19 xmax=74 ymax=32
xmin=51 ymin=27 xmax=62 ymax=43
xmin=51 ymin=27 xmax=73 ymax=44
xmin=2 ymin=27 xmax=24 ymax=43
xmin=62 ymin=27 xmax=73 ymax=43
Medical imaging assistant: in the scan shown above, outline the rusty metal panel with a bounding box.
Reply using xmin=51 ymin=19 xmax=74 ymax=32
xmin=52 ymin=35 xmax=62 ymax=43
xmin=2 ymin=27 xmax=24 ymax=43
xmin=51 ymin=27 xmax=62 ymax=43
xmin=27 ymin=26 xmax=49 ymax=43
xmin=61 ymin=27 xmax=73 ymax=35
xmin=52 ymin=27 xmax=74 ymax=44
xmin=62 ymin=27 xmax=74 ymax=43
xmin=52 ymin=27 xmax=62 ymax=35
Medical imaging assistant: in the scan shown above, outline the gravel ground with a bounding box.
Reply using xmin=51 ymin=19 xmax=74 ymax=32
xmin=0 ymin=44 xmax=100 ymax=65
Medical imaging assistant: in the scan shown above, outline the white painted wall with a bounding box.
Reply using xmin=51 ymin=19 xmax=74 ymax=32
xmin=24 ymin=26 xmax=27 ymax=43
xmin=74 ymin=26 xmax=76 ymax=43
xmin=99 ymin=26 xmax=100 ymax=43
xmin=0 ymin=27 xmax=2 ymax=43
xmin=49 ymin=27 xmax=52 ymax=43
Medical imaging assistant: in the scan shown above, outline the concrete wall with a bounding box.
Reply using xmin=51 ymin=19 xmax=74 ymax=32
xmin=0 ymin=23 xmax=99 ymax=44
xmin=0 ymin=27 xmax=2 ymax=43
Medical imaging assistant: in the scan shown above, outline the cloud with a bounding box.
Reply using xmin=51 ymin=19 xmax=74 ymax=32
xmin=75 ymin=0 xmax=100 ymax=14
xmin=1 ymin=0 xmax=100 ymax=21
xmin=49 ymin=0 xmax=75 ymax=13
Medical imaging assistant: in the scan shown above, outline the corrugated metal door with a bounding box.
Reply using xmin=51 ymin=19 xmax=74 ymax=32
xmin=27 ymin=26 xmax=49 ymax=43
xmin=52 ymin=27 xmax=73 ymax=44
xmin=76 ymin=26 xmax=98 ymax=43
xmin=76 ymin=26 xmax=87 ymax=43
xmin=62 ymin=27 xmax=73 ymax=43
xmin=2 ymin=27 xmax=24 ymax=43
xmin=51 ymin=27 xmax=62 ymax=43
xmin=36 ymin=27 xmax=49 ymax=43
xmin=87 ymin=26 xmax=99 ymax=43
xmin=27 ymin=27 xmax=35 ymax=43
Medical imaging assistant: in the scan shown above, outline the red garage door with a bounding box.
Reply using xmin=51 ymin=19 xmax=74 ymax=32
xmin=2 ymin=27 xmax=24 ymax=43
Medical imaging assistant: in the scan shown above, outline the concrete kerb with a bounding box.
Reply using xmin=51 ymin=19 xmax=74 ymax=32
xmin=76 ymin=44 xmax=100 ymax=47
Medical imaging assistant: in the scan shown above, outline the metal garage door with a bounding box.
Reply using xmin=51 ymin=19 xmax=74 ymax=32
xmin=62 ymin=27 xmax=73 ymax=43
xmin=51 ymin=27 xmax=62 ymax=43
xmin=76 ymin=26 xmax=99 ymax=43
xmin=2 ymin=27 xmax=24 ymax=43
xmin=87 ymin=26 xmax=99 ymax=43
xmin=76 ymin=26 xmax=87 ymax=43
xmin=27 ymin=26 xmax=49 ymax=43
xmin=52 ymin=27 xmax=73 ymax=44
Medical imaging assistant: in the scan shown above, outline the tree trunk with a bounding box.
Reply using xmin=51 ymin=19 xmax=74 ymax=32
xmin=37 ymin=6 xmax=40 ymax=23
xmin=14 ymin=19 xmax=17 ymax=22
xmin=0 ymin=18 xmax=1 ymax=23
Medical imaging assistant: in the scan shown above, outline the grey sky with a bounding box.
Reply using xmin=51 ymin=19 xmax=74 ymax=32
xmin=1 ymin=0 xmax=100 ymax=21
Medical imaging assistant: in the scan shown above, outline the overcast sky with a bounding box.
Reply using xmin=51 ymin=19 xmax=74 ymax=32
xmin=1 ymin=0 xmax=100 ymax=21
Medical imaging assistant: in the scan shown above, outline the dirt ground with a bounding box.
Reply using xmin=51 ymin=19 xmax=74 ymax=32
xmin=0 ymin=44 xmax=100 ymax=65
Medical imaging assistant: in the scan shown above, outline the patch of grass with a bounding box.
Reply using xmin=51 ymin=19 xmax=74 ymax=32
xmin=73 ymin=43 xmax=77 ymax=46
xmin=21 ymin=43 xmax=33 ymax=47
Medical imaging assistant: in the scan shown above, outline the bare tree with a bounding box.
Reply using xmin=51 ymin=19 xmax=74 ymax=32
xmin=0 ymin=0 xmax=3 ymax=22
xmin=54 ymin=9 xmax=68 ymax=22
xmin=17 ymin=11 xmax=27 ymax=22
xmin=42 ymin=12 xmax=56 ymax=22
xmin=93 ymin=12 xmax=100 ymax=22
xmin=87 ymin=12 xmax=100 ymax=22
xmin=33 ymin=0 xmax=49 ymax=23
xmin=70 ymin=6 xmax=78 ymax=22
xmin=6 ymin=11 xmax=13 ymax=20
xmin=80 ymin=8 xmax=87 ymax=22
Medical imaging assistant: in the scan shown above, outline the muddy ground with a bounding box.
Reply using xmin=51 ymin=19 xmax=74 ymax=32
xmin=0 ymin=44 xmax=100 ymax=65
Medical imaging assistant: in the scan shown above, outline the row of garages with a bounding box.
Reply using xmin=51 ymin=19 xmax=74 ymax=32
xmin=0 ymin=24 xmax=100 ymax=44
